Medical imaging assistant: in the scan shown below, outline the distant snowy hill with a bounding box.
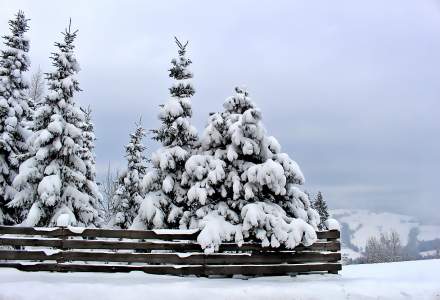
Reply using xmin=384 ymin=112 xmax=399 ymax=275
xmin=330 ymin=209 xmax=440 ymax=259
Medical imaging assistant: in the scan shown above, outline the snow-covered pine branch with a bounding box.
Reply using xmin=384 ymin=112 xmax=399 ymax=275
xmin=0 ymin=11 xmax=32 ymax=225
xmin=109 ymin=119 xmax=148 ymax=229
xmin=184 ymin=87 xmax=320 ymax=253
xmin=7 ymin=20 xmax=102 ymax=227
xmin=132 ymin=37 xmax=198 ymax=230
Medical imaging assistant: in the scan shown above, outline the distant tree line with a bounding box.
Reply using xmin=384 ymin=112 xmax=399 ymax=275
xmin=344 ymin=229 xmax=440 ymax=265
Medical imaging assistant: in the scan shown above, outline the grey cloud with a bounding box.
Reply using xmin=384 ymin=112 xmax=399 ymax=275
xmin=0 ymin=0 xmax=439 ymax=224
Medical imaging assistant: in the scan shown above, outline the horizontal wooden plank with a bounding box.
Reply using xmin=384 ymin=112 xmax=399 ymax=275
xmin=203 ymin=263 xmax=342 ymax=276
xmin=79 ymin=229 xmax=199 ymax=240
xmin=0 ymin=237 xmax=340 ymax=252
xmin=316 ymin=230 xmax=340 ymax=240
xmin=63 ymin=239 xmax=203 ymax=251
xmin=0 ymin=237 xmax=62 ymax=248
xmin=0 ymin=237 xmax=201 ymax=251
xmin=220 ymin=241 xmax=341 ymax=252
xmin=0 ymin=262 xmax=341 ymax=276
xmin=0 ymin=227 xmax=65 ymax=237
xmin=0 ymin=250 xmax=341 ymax=265
xmin=0 ymin=226 xmax=199 ymax=241
xmin=0 ymin=226 xmax=339 ymax=242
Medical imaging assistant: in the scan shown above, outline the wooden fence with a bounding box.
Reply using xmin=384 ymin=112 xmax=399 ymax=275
xmin=0 ymin=225 xmax=341 ymax=277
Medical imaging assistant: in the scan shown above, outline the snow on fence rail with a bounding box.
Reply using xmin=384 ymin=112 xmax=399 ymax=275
xmin=0 ymin=226 xmax=341 ymax=276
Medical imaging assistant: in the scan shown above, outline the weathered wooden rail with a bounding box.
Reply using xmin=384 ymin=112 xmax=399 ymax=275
xmin=0 ymin=225 xmax=341 ymax=277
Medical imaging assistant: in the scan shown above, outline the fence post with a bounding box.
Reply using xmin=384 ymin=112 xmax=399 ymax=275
xmin=327 ymin=230 xmax=340 ymax=274
xmin=57 ymin=226 xmax=68 ymax=265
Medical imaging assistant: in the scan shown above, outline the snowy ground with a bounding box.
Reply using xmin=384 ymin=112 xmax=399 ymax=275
xmin=0 ymin=259 xmax=439 ymax=300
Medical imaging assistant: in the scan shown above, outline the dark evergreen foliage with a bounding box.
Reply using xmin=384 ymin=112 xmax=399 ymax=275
xmin=111 ymin=119 xmax=148 ymax=229
xmin=9 ymin=20 xmax=102 ymax=227
xmin=314 ymin=191 xmax=329 ymax=230
xmin=0 ymin=11 xmax=31 ymax=224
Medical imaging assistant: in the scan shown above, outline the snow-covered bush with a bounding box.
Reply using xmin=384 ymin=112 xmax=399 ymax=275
xmin=325 ymin=218 xmax=340 ymax=231
xmin=132 ymin=38 xmax=197 ymax=230
xmin=7 ymin=21 xmax=102 ymax=227
xmin=184 ymin=87 xmax=320 ymax=252
xmin=109 ymin=120 xmax=148 ymax=229
xmin=0 ymin=11 xmax=32 ymax=224
xmin=362 ymin=230 xmax=404 ymax=263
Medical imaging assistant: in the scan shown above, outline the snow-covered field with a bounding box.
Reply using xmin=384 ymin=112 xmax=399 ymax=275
xmin=0 ymin=259 xmax=438 ymax=300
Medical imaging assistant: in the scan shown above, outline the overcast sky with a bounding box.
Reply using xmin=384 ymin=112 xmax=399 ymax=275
xmin=1 ymin=0 xmax=439 ymax=224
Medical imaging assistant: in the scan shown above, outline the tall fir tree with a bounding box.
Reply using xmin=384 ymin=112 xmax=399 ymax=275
xmin=79 ymin=106 xmax=97 ymax=182
xmin=314 ymin=191 xmax=329 ymax=230
xmin=110 ymin=119 xmax=147 ymax=229
xmin=8 ymin=21 xmax=101 ymax=227
xmin=181 ymin=87 xmax=320 ymax=252
xmin=0 ymin=11 xmax=31 ymax=224
xmin=79 ymin=106 xmax=104 ymax=222
xmin=132 ymin=37 xmax=197 ymax=229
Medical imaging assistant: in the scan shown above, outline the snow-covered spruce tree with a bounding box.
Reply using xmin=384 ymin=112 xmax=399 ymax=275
xmin=79 ymin=106 xmax=104 ymax=223
xmin=79 ymin=107 xmax=97 ymax=182
xmin=314 ymin=191 xmax=329 ymax=230
xmin=181 ymin=87 xmax=320 ymax=252
xmin=109 ymin=119 xmax=148 ymax=229
xmin=131 ymin=37 xmax=197 ymax=230
xmin=0 ymin=11 xmax=32 ymax=224
xmin=8 ymin=21 xmax=102 ymax=227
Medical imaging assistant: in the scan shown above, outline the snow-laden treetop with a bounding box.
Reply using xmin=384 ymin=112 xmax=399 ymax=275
xmin=10 ymin=20 xmax=102 ymax=227
xmin=151 ymin=37 xmax=197 ymax=148
xmin=180 ymin=87 xmax=320 ymax=252
xmin=0 ymin=9 xmax=31 ymax=130
xmin=1 ymin=10 xmax=29 ymax=58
